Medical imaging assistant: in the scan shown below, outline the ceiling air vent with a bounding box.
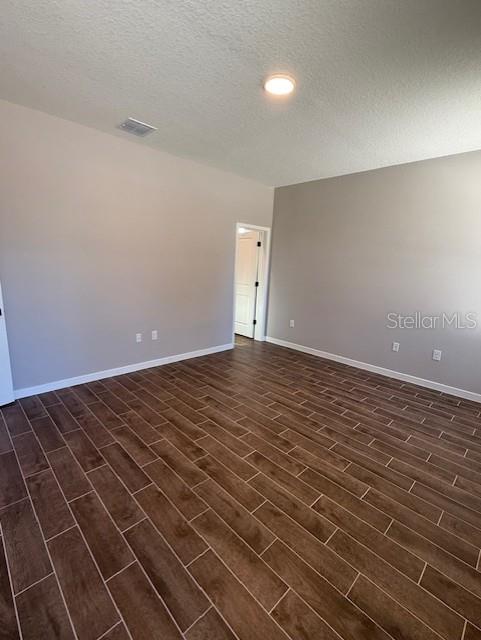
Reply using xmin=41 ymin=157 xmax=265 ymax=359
xmin=117 ymin=117 xmax=157 ymax=137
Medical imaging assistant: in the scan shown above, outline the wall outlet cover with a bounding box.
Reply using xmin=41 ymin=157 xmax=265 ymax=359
xmin=392 ymin=341 xmax=400 ymax=352
xmin=136 ymin=333 xmax=142 ymax=343
xmin=152 ymin=330 xmax=158 ymax=340
xmin=289 ymin=319 xmax=295 ymax=328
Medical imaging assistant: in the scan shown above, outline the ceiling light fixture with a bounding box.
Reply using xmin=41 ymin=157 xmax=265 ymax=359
xmin=264 ymin=74 xmax=296 ymax=96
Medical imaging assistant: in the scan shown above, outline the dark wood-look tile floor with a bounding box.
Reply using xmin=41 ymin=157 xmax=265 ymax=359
xmin=1 ymin=336 xmax=481 ymax=639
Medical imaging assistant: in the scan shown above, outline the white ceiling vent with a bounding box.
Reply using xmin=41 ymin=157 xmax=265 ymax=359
xmin=118 ymin=117 xmax=157 ymax=137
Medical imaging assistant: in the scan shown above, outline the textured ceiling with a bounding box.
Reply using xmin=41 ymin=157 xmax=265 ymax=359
xmin=1 ymin=0 xmax=481 ymax=186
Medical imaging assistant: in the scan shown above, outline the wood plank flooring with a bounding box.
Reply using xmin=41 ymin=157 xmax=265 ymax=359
xmin=1 ymin=336 xmax=481 ymax=639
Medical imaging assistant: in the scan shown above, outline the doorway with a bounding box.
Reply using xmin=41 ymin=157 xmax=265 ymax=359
xmin=0 ymin=281 xmax=14 ymax=406
xmin=233 ymin=223 xmax=271 ymax=341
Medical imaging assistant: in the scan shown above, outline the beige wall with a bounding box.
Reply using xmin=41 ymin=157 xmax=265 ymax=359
xmin=0 ymin=100 xmax=273 ymax=391
xmin=268 ymin=151 xmax=481 ymax=395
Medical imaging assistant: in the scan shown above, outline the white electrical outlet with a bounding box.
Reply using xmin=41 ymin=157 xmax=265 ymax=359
xmin=289 ymin=319 xmax=295 ymax=328
xmin=392 ymin=341 xmax=400 ymax=352
xmin=151 ymin=330 xmax=158 ymax=341
xmin=432 ymin=349 xmax=442 ymax=361
xmin=136 ymin=333 xmax=142 ymax=343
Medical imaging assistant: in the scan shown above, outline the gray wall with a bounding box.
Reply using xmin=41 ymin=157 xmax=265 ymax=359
xmin=0 ymin=100 xmax=273 ymax=391
xmin=268 ymin=151 xmax=481 ymax=394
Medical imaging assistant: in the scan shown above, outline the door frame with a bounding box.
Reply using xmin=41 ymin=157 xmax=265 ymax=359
xmin=0 ymin=280 xmax=14 ymax=406
xmin=232 ymin=222 xmax=271 ymax=342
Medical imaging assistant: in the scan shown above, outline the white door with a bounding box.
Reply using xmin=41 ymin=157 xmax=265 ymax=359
xmin=0 ymin=281 xmax=14 ymax=406
xmin=234 ymin=230 xmax=260 ymax=338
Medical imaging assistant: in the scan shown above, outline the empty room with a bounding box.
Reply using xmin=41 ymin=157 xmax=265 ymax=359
xmin=1 ymin=1 xmax=481 ymax=639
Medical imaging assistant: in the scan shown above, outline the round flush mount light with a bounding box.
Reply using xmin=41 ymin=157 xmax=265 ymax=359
xmin=264 ymin=74 xmax=296 ymax=96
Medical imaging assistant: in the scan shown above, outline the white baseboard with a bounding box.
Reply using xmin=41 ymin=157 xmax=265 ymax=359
xmin=266 ymin=336 xmax=481 ymax=404
xmin=14 ymin=343 xmax=233 ymax=400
